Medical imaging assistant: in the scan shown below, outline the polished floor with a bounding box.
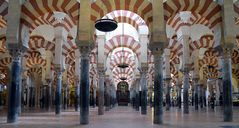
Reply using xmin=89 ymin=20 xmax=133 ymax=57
xmin=0 ymin=106 xmax=239 ymax=128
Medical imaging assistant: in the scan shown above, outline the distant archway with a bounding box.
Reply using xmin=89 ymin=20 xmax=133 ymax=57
xmin=116 ymin=81 xmax=129 ymax=106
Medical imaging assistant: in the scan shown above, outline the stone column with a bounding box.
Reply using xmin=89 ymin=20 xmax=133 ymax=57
xmin=63 ymin=85 xmax=68 ymax=110
xmin=177 ymin=83 xmax=182 ymax=109
xmin=222 ymin=48 xmax=233 ymax=122
xmin=140 ymin=66 xmax=148 ymax=115
xmin=79 ymin=45 xmax=92 ymax=124
xmin=93 ymin=87 xmax=96 ymax=108
xmin=182 ymin=70 xmax=190 ymax=114
xmin=105 ymin=80 xmax=111 ymax=111
xmin=135 ymin=79 xmax=140 ymax=111
xmin=132 ymin=88 xmax=136 ymax=109
xmin=193 ymin=79 xmax=199 ymax=110
xmin=199 ymin=84 xmax=204 ymax=109
xmin=6 ymin=0 xmax=28 ymax=123
xmin=165 ymin=79 xmax=171 ymax=111
xmin=151 ymin=49 xmax=164 ymax=124
xmin=75 ymin=79 xmax=80 ymax=111
xmin=54 ymin=66 xmax=63 ymax=115
xmin=75 ymin=49 xmax=81 ymax=111
xmin=7 ymin=49 xmax=25 ymax=123
xmin=98 ymin=68 xmax=105 ymax=115
xmin=45 ymin=79 xmax=52 ymax=111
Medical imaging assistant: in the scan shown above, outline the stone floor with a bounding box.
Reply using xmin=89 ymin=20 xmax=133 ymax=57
xmin=0 ymin=106 xmax=239 ymax=128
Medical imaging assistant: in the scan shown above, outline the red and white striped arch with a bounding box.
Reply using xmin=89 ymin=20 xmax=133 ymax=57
xmin=164 ymin=0 xmax=222 ymax=30
xmin=112 ymin=67 xmax=134 ymax=84
xmin=21 ymin=0 xmax=79 ymax=29
xmin=203 ymin=67 xmax=218 ymax=79
xmin=0 ymin=36 xmax=7 ymax=53
xmin=30 ymin=12 xmax=75 ymax=33
xmin=25 ymin=51 xmax=46 ymax=68
xmin=232 ymin=68 xmax=239 ymax=79
xmin=27 ymin=67 xmax=42 ymax=76
xmin=232 ymin=49 xmax=239 ymax=64
xmin=62 ymin=39 xmax=77 ymax=56
xmin=0 ymin=1 xmax=8 ymax=28
xmin=199 ymin=49 xmax=218 ymax=68
xmin=0 ymin=57 xmax=11 ymax=69
xmin=102 ymin=10 xmax=146 ymax=30
xmin=29 ymin=35 xmax=55 ymax=52
xmin=67 ymin=65 xmax=75 ymax=79
xmin=104 ymin=35 xmax=141 ymax=57
xmin=110 ymin=50 xmax=136 ymax=70
xmin=167 ymin=12 xmax=212 ymax=33
xmin=168 ymin=35 xmax=183 ymax=56
xmin=91 ymin=0 xmax=152 ymax=26
xmin=90 ymin=66 xmax=97 ymax=79
xmin=189 ymin=34 xmax=214 ymax=51
xmin=234 ymin=1 xmax=239 ymax=25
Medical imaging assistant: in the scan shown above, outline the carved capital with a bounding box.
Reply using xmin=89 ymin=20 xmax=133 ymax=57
xmin=78 ymin=45 xmax=93 ymax=60
xmin=222 ymin=46 xmax=233 ymax=59
xmin=98 ymin=68 xmax=106 ymax=77
xmin=139 ymin=65 xmax=148 ymax=75
xmin=54 ymin=64 xmax=64 ymax=77
xmin=8 ymin=44 xmax=27 ymax=62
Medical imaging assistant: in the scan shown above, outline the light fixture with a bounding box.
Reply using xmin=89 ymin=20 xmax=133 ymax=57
xmin=95 ymin=19 xmax=118 ymax=32
xmin=120 ymin=77 xmax=127 ymax=81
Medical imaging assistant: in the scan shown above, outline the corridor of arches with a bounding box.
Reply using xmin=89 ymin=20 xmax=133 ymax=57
xmin=0 ymin=0 xmax=239 ymax=127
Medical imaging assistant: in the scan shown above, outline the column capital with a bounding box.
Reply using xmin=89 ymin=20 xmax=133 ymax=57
xmin=78 ymin=43 xmax=94 ymax=59
xmin=148 ymin=43 xmax=165 ymax=56
xmin=98 ymin=68 xmax=106 ymax=77
xmin=54 ymin=64 xmax=64 ymax=75
xmin=8 ymin=44 xmax=27 ymax=62
xmin=222 ymin=45 xmax=234 ymax=59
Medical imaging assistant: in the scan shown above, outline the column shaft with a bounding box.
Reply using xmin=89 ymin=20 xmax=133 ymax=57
xmin=140 ymin=71 xmax=147 ymax=115
xmin=153 ymin=54 xmax=163 ymax=124
xmin=194 ymin=84 xmax=199 ymax=110
xmin=55 ymin=69 xmax=62 ymax=115
xmin=75 ymin=84 xmax=80 ymax=111
xmin=98 ymin=73 xmax=104 ymax=115
xmin=80 ymin=47 xmax=91 ymax=124
xmin=165 ymin=81 xmax=171 ymax=111
xmin=183 ymin=72 xmax=189 ymax=114
xmin=7 ymin=57 xmax=21 ymax=123
xmin=222 ymin=53 xmax=233 ymax=122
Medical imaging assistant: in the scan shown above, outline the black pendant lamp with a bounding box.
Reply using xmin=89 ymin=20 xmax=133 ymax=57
xmin=95 ymin=19 xmax=118 ymax=32
xmin=120 ymin=77 xmax=127 ymax=81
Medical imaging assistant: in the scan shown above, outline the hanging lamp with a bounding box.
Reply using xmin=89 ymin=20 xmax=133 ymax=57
xmin=95 ymin=19 xmax=118 ymax=32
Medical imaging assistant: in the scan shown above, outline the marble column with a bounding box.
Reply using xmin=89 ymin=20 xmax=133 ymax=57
xmin=222 ymin=48 xmax=233 ymax=122
xmin=75 ymin=78 xmax=80 ymax=111
xmin=93 ymin=87 xmax=96 ymax=108
xmin=45 ymin=79 xmax=52 ymax=111
xmin=105 ymin=84 xmax=111 ymax=111
xmin=152 ymin=51 xmax=164 ymax=124
xmin=165 ymin=79 xmax=171 ymax=111
xmin=79 ymin=46 xmax=91 ymax=125
xmin=183 ymin=71 xmax=190 ymax=114
xmin=135 ymin=80 xmax=140 ymax=111
xmin=176 ymin=81 xmax=182 ymax=109
xmin=7 ymin=50 xmax=23 ymax=123
xmin=199 ymin=85 xmax=204 ymax=109
xmin=98 ymin=68 xmax=105 ymax=115
xmin=140 ymin=66 xmax=148 ymax=115
xmin=55 ymin=66 xmax=63 ymax=115
xmin=132 ymin=89 xmax=136 ymax=109
xmin=63 ymin=85 xmax=68 ymax=110
xmin=193 ymin=79 xmax=199 ymax=110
